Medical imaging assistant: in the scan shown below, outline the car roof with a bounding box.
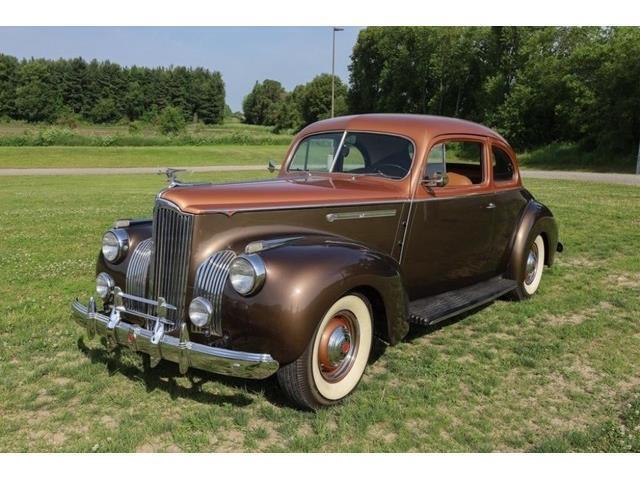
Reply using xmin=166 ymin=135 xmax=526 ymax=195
xmin=299 ymin=113 xmax=508 ymax=145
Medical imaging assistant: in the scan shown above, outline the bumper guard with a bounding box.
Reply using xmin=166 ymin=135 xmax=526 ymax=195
xmin=71 ymin=296 xmax=279 ymax=379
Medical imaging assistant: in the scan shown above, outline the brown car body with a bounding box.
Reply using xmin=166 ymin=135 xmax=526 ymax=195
xmin=75 ymin=114 xmax=560 ymax=390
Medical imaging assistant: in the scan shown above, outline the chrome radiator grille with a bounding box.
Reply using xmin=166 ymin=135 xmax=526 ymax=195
xmin=150 ymin=200 xmax=193 ymax=332
xmin=125 ymin=238 xmax=153 ymax=312
xmin=192 ymin=250 xmax=236 ymax=336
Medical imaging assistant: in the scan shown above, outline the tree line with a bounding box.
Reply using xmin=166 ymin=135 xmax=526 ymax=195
xmin=1 ymin=27 xmax=638 ymax=154
xmin=0 ymin=55 xmax=226 ymax=125
xmin=242 ymin=73 xmax=348 ymax=133
xmin=348 ymin=26 xmax=640 ymax=152
xmin=244 ymin=27 xmax=640 ymax=154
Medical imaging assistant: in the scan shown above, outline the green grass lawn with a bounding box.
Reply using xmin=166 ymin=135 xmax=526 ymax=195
xmin=0 ymin=173 xmax=639 ymax=452
xmin=518 ymin=143 xmax=637 ymax=173
xmin=0 ymin=145 xmax=288 ymax=169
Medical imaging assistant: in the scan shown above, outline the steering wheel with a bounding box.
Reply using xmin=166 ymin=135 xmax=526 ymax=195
xmin=374 ymin=162 xmax=409 ymax=178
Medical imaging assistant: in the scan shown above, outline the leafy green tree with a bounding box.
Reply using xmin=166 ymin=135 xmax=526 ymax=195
xmin=89 ymin=97 xmax=121 ymax=123
xmin=157 ymin=106 xmax=187 ymax=135
xmin=195 ymin=71 xmax=225 ymax=124
xmin=124 ymin=81 xmax=145 ymax=120
xmin=14 ymin=59 xmax=61 ymax=122
xmin=243 ymin=79 xmax=286 ymax=125
xmin=297 ymin=74 xmax=347 ymax=125
xmin=0 ymin=54 xmax=19 ymax=118
xmin=273 ymin=88 xmax=304 ymax=132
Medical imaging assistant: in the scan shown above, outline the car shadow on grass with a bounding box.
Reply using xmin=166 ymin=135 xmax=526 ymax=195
xmin=76 ymin=337 xmax=292 ymax=409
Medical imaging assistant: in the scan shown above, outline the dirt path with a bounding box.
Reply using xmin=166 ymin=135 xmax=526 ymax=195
xmin=0 ymin=165 xmax=638 ymax=185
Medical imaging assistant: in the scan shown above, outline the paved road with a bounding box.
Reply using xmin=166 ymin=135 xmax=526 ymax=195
xmin=0 ymin=165 xmax=638 ymax=185
xmin=521 ymin=169 xmax=640 ymax=186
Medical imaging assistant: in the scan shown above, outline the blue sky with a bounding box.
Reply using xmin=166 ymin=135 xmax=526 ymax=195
xmin=0 ymin=27 xmax=362 ymax=111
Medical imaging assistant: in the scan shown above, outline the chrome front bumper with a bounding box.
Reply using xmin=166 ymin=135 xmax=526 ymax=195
xmin=71 ymin=297 xmax=279 ymax=380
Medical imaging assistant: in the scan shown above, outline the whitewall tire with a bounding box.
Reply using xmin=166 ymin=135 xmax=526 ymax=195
xmin=511 ymin=234 xmax=546 ymax=300
xmin=277 ymin=294 xmax=373 ymax=409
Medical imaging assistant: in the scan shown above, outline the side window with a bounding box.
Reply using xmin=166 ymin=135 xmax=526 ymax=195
xmin=289 ymin=133 xmax=342 ymax=172
xmin=341 ymin=135 xmax=366 ymax=172
xmin=426 ymin=140 xmax=484 ymax=185
xmin=492 ymin=146 xmax=515 ymax=182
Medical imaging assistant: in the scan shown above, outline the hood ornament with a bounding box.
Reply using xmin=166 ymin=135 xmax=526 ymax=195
xmin=160 ymin=168 xmax=187 ymax=188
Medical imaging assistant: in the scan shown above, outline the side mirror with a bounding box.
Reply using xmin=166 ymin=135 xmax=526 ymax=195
xmin=267 ymin=160 xmax=279 ymax=173
xmin=423 ymin=171 xmax=449 ymax=188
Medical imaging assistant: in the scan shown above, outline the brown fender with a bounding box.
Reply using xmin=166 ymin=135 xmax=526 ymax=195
xmin=220 ymin=235 xmax=409 ymax=365
xmin=506 ymin=197 xmax=559 ymax=283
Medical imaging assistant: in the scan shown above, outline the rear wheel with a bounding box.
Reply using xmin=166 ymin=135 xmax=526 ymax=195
xmin=277 ymin=294 xmax=373 ymax=410
xmin=511 ymin=234 xmax=545 ymax=300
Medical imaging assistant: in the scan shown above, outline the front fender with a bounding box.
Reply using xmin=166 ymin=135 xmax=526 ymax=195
xmin=506 ymin=199 xmax=559 ymax=282
xmin=221 ymin=236 xmax=409 ymax=365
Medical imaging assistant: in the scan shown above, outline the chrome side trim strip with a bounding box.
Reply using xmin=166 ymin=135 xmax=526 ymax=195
xmin=326 ymin=209 xmax=397 ymax=223
xmin=198 ymin=199 xmax=407 ymax=215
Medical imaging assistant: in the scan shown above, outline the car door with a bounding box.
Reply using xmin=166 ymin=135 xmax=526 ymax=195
xmin=489 ymin=141 xmax=529 ymax=271
xmin=401 ymin=135 xmax=496 ymax=300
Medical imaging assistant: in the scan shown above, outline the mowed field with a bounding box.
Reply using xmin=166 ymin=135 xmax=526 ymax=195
xmin=1 ymin=164 xmax=639 ymax=452
xmin=0 ymin=145 xmax=287 ymax=169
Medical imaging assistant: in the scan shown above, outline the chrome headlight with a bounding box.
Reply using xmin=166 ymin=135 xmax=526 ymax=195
xmin=102 ymin=229 xmax=129 ymax=263
xmin=228 ymin=254 xmax=266 ymax=296
xmin=96 ymin=272 xmax=115 ymax=299
xmin=189 ymin=297 xmax=213 ymax=327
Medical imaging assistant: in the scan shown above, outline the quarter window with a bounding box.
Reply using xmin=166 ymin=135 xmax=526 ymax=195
xmin=492 ymin=146 xmax=515 ymax=182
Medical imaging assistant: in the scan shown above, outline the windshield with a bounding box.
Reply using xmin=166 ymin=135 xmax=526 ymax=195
xmin=288 ymin=131 xmax=415 ymax=180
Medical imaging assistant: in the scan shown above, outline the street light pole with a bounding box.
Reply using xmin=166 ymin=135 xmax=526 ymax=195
xmin=331 ymin=27 xmax=344 ymax=118
xmin=636 ymin=132 xmax=640 ymax=175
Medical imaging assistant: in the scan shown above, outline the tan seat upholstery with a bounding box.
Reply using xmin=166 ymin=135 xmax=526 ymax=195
xmin=445 ymin=172 xmax=472 ymax=187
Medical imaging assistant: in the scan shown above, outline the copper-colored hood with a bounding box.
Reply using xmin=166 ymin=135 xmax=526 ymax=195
xmin=160 ymin=175 xmax=409 ymax=214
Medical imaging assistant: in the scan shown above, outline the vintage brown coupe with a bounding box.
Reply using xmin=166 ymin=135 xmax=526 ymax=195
xmin=72 ymin=114 xmax=561 ymax=409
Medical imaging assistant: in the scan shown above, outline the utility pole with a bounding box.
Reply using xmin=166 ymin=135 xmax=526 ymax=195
xmin=636 ymin=133 xmax=640 ymax=175
xmin=331 ymin=27 xmax=344 ymax=118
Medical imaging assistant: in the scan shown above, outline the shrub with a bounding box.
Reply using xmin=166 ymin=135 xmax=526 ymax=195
xmin=128 ymin=121 xmax=142 ymax=136
xmin=157 ymin=107 xmax=187 ymax=136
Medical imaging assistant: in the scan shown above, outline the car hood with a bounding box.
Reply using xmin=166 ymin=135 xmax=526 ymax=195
xmin=159 ymin=175 xmax=408 ymax=214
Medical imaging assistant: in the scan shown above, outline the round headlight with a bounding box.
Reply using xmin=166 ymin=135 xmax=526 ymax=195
xmin=228 ymin=254 xmax=266 ymax=296
xmin=102 ymin=229 xmax=128 ymax=263
xmin=96 ymin=272 xmax=115 ymax=299
xmin=189 ymin=297 xmax=213 ymax=327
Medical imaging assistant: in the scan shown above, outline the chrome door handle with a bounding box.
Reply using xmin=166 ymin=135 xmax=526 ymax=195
xmin=486 ymin=202 xmax=496 ymax=209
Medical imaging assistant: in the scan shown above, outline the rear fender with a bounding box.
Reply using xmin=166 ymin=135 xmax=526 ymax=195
xmin=506 ymin=199 xmax=559 ymax=282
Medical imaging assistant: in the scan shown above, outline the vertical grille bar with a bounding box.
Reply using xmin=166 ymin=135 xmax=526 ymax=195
xmin=150 ymin=200 xmax=193 ymax=332
xmin=125 ymin=238 xmax=153 ymax=312
xmin=192 ymin=250 xmax=236 ymax=336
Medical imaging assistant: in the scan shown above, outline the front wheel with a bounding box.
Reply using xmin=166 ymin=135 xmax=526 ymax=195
xmin=511 ymin=234 xmax=546 ymax=300
xmin=277 ymin=294 xmax=373 ymax=410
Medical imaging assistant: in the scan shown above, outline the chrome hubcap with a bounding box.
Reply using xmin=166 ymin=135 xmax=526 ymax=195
xmin=318 ymin=312 xmax=359 ymax=382
xmin=327 ymin=327 xmax=352 ymax=367
xmin=525 ymin=243 xmax=539 ymax=285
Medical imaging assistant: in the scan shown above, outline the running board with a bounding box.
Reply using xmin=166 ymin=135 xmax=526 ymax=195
xmin=408 ymin=277 xmax=517 ymax=327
